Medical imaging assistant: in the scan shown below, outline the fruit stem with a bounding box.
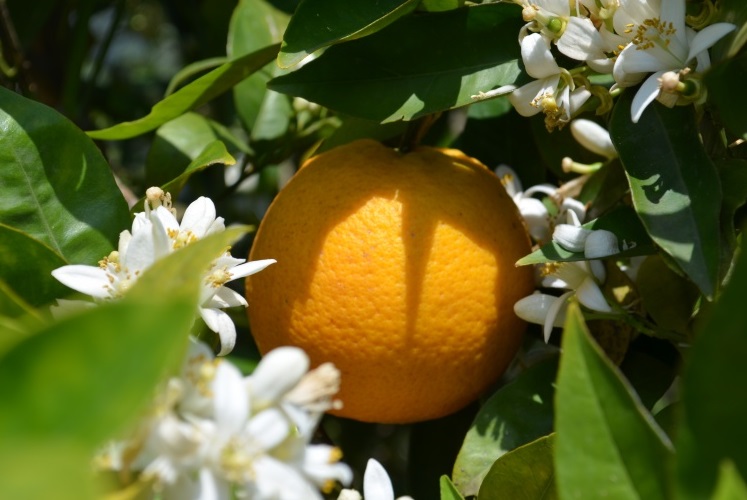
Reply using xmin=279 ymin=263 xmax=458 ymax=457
xmin=398 ymin=113 xmax=441 ymax=153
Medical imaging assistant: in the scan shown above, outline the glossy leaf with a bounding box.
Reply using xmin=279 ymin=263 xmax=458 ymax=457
xmin=0 ymin=224 xmax=67 ymax=315
xmin=0 ymin=87 xmax=130 ymax=265
xmin=278 ymin=0 xmax=419 ymax=68
xmin=705 ymin=52 xmax=747 ymax=141
xmin=677 ymin=246 xmax=747 ymax=497
xmin=478 ymin=434 xmax=556 ymax=500
xmin=452 ymin=356 xmax=557 ymax=497
xmin=86 ymin=44 xmax=280 ymax=140
xmin=516 ymin=205 xmax=654 ymax=266
xmin=0 ymin=226 xmax=249 ymax=449
xmin=441 ymin=475 xmax=465 ymax=500
xmin=555 ymin=302 xmax=674 ymax=499
xmin=269 ymin=3 xmax=523 ymax=123
xmin=164 ymin=57 xmax=228 ymax=96
xmin=609 ymin=91 xmax=721 ymax=298
xmin=145 ymin=112 xmax=244 ymax=188
xmin=228 ymin=0 xmax=291 ymax=137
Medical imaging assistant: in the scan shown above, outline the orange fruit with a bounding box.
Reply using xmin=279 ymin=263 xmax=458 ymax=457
xmin=245 ymin=139 xmax=533 ymax=423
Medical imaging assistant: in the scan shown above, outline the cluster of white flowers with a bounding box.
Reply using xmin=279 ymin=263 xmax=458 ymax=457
xmin=479 ymin=0 xmax=735 ymax=128
xmin=51 ymin=187 xmax=276 ymax=355
xmin=97 ymin=338 xmax=353 ymax=498
xmin=502 ymin=118 xmax=624 ymax=342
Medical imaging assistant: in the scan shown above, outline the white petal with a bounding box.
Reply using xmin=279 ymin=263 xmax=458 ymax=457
xmin=553 ymin=224 xmax=592 ymax=252
xmin=584 ymin=230 xmax=619 ymax=258
xmin=544 ymin=291 xmax=573 ymax=343
xmin=303 ymin=445 xmax=353 ymax=487
xmin=560 ymin=199 xmax=587 ymax=223
xmin=576 ymin=277 xmax=612 ymax=312
xmin=246 ymin=408 xmax=290 ymax=450
xmin=686 ymin=23 xmax=736 ymax=62
xmin=495 ymin=165 xmax=523 ymax=197
xmin=551 ymin=261 xmax=588 ymax=289
xmin=199 ymin=307 xmax=236 ymax=356
xmin=558 ymin=17 xmax=605 ymax=61
xmin=509 ymin=76 xmax=560 ymax=117
xmin=661 ymin=0 xmax=686 ymax=47
xmin=570 ymin=119 xmax=617 ymax=159
xmin=568 ymin=87 xmax=592 ymax=115
xmin=229 ymin=259 xmax=277 ymax=280
xmin=51 ymin=265 xmax=111 ymax=298
xmin=49 ymin=298 xmax=96 ymax=319
xmin=208 ymin=286 xmax=248 ymax=309
xmin=521 ymin=33 xmax=560 ymax=79
xmin=206 ymin=217 xmax=226 ymax=236
xmin=151 ymin=205 xmax=179 ymax=235
xmin=249 ymin=347 xmax=310 ymax=407
xmin=363 ymin=459 xmax=395 ymax=500
xmin=118 ymin=230 xmax=132 ymax=255
xmin=122 ymin=221 xmax=157 ymax=272
xmin=212 ymin=360 xmax=249 ymax=434
xmin=181 ymin=197 xmax=217 ymax=238
xmin=631 ymin=71 xmax=666 ymax=123
xmin=518 ymin=198 xmax=551 ymax=242
xmin=338 ymin=490 xmax=363 ymax=500
xmin=514 ymin=293 xmax=566 ymax=326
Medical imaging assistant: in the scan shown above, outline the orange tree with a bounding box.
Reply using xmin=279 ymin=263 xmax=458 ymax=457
xmin=0 ymin=0 xmax=746 ymax=498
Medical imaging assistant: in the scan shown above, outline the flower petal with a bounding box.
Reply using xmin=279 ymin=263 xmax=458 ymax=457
xmin=229 ymin=259 xmax=277 ymax=280
xmin=51 ymin=265 xmax=111 ymax=298
xmin=181 ymin=197 xmax=217 ymax=238
xmin=544 ymin=291 xmax=573 ymax=343
xmin=212 ymin=359 xmax=249 ymax=433
xmin=363 ymin=459 xmax=395 ymax=500
xmin=576 ymin=277 xmax=612 ymax=312
xmin=517 ymin=198 xmax=551 ymax=242
xmin=248 ymin=346 xmax=310 ymax=408
xmin=558 ymin=17 xmax=605 ymax=61
xmin=246 ymin=408 xmax=291 ymax=450
xmin=521 ymin=33 xmax=560 ymax=79
xmin=199 ymin=307 xmax=237 ymax=356
xmin=208 ymin=286 xmax=248 ymax=309
xmin=570 ymin=119 xmax=617 ymax=159
xmin=631 ymin=71 xmax=667 ymax=123
xmin=514 ymin=293 xmax=565 ymax=326
xmin=553 ymin=224 xmax=592 ymax=252
xmin=584 ymin=230 xmax=619 ymax=259
xmin=686 ymin=23 xmax=736 ymax=62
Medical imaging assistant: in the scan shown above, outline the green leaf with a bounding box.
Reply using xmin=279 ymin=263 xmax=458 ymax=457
xmin=0 ymin=440 xmax=94 ymax=500
xmin=164 ymin=56 xmax=228 ymax=96
xmin=269 ymin=3 xmax=523 ymax=123
xmin=0 ymin=224 xmax=67 ymax=315
xmin=705 ymin=52 xmax=747 ymax=141
xmin=516 ymin=205 xmax=654 ymax=266
xmin=441 ymin=475 xmax=465 ymax=500
xmin=555 ymin=302 xmax=674 ymax=500
xmin=0 ymin=87 xmax=130 ymax=265
xmin=0 ymin=226 xmax=249 ymax=449
xmin=636 ymin=255 xmax=700 ymax=335
xmin=278 ymin=0 xmax=419 ymax=68
xmin=86 ymin=44 xmax=280 ymax=140
xmin=711 ymin=0 xmax=747 ymax=59
xmin=228 ymin=0 xmax=291 ymax=138
xmin=478 ymin=434 xmax=556 ymax=500
xmin=609 ymin=91 xmax=721 ymax=299
xmin=677 ymin=246 xmax=747 ymax=497
xmin=713 ymin=461 xmax=747 ymax=500
xmin=453 ymin=356 xmax=557 ymax=497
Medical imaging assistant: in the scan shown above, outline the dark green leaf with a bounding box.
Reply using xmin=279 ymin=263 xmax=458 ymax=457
xmin=677 ymin=246 xmax=747 ymax=498
xmin=0 ymin=87 xmax=130 ymax=264
xmin=0 ymin=224 xmax=67 ymax=315
xmin=619 ymin=336 xmax=680 ymax=411
xmin=165 ymin=57 xmax=228 ymax=96
xmin=478 ymin=434 xmax=556 ymax=500
xmin=705 ymin=52 xmax=747 ymax=140
xmin=452 ymin=356 xmax=557 ymax=497
xmin=636 ymin=255 xmax=700 ymax=335
xmin=441 ymin=475 xmax=465 ymax=500
xmin=278 ymin=0 xmax=419 ymax=68
xmin=609 ymin=91 xmax=721 ymax=298
xmin=228 ymin=0 xmax=291 ymax=137
xmin=711 ymin=0 xmax=747 ymax=60
xmin=555 ymin=302 xmax=674 ymax=499
xmin=269 ymin=4 xmax=523 ymax=123
xmin=516 ymin=205 xmax=655 ymax=266
xmin=86 ymin=44 xmax=280 ymax=140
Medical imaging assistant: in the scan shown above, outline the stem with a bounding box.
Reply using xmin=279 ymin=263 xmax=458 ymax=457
xmin=398 ymin=113 xmax=441 ymax=153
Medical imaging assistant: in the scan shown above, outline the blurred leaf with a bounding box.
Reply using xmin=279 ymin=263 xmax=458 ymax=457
xmin=711 ymin=0 xmax=747 ymax=59
xmin=467 ymin=97 xmax=512 ymax=120
xmin=609 ymin=91 xmax=721 ymax=299
xmin=0 ymin=224 xmax=67 ymax=315
xmin=452 ymin=357 xmax=557 ymax=497
xmin=165 ymin=57 xmax=228 ymax=96
xmin=0 ymin=87 xmax=130 ymax=265
xmin=278 ymin=0 xmax=419 ymax=68
xmin=421 ymin=0 xmax=463 ymax=12
xmin=516 ymin=205 xmax=655 ymax=266
xmin=555 ymin=302 xmax=674 ymax=499
xmin=705 ymin=52 xmax=747 ymax=140
xmin=441 ymin=475 xmax=465 ymax=500
xmin=579 ymin=160 xmax=630 ymax=220
xmin=636 ymin=255 xmax=700 ymax=335
xmin=228 ymin=0 xmax=291 ymax=138
xmin=145 ymin=112 xmax=246 ymax=188
xmin=86 ymin=45 xmax=280 ymax=140
xmin=619 ymin=336 xmax=680 ymax=411
xmin=478 ymin=434 xmax=556 ymax=500
xmin=0 ymin=440 xmax=94 ymax=500
xmin=0 ymin=226 xmax=249 ymax=450
xmin=677 ymin=246 xmax=747 ymax=498
xmin=0 ymin=280 xmax=36 ymax=319
xmin=269 ymin=3 xmax=523 ymax=123
xmin=712 ymin=461 xmax=747 ymax=500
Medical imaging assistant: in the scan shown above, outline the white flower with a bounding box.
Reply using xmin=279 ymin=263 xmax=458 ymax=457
xmin=508 ymin=33 xmax=591 ymax=130
xmin=337 ymin=459 xmax=414 ymax=500
xmin=612 ymin=0 xmax=735 ymax=122
xmin=515 ymin=258 xmax=612 ymax=342
xmin=570 ymin=119 xmax=617 ymax=159
xmin=552 ymin=210 xmax=620 ymax=258
xmin=51 ymin=187 xmax=276 ymax=356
